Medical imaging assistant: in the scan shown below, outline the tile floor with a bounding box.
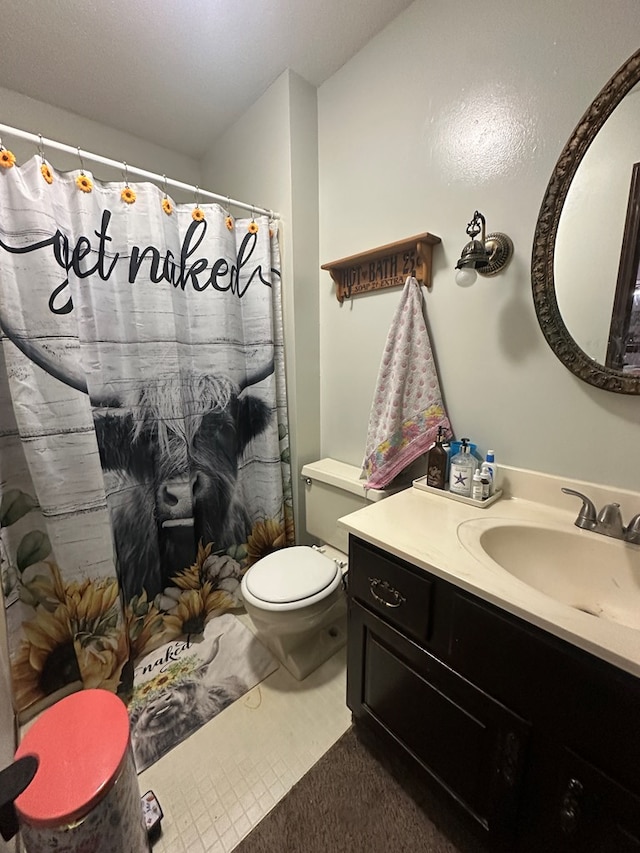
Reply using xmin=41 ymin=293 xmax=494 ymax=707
xmin=138 ymin=613 xmax=352 ymax=853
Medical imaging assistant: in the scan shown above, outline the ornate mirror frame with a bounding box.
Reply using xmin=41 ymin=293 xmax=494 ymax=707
xmin=531 ymin=48 xmax=640 ymax=394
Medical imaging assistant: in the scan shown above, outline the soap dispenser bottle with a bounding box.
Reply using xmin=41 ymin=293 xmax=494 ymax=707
xmin=449 ymin=438 xmax=475 ymax=497
xmin=426 ymin=426 xmax=448 ymax=489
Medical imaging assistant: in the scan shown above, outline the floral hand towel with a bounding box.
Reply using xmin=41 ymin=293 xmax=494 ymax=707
xmin=362 ymin=276 xmax=452 ymax=489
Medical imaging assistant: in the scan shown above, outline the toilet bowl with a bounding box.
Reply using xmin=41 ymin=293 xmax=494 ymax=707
xmin=241 ymin=545 xmax=347 ymax=681
xmin=240 ymin=458 xmax=401 ymax=681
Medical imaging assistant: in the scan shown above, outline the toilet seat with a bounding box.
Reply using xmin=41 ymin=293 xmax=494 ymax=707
xmin=241 ymin=546 xmax=342 ymax=611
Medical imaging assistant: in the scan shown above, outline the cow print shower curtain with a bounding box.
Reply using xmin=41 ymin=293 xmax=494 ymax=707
xmin=0 ymin=155 xmax=293 ymax=717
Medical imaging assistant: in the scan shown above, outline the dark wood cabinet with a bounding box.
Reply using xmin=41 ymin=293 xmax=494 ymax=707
xmin=543 ymin=750 xmax=640 ymax=852
xmin=346 ymin=535 xmax=640 ymax=853
xmin=348 ymin=601 xmax=530 ymax=849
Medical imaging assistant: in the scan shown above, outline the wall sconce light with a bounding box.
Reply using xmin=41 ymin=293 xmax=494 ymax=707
xmin=454 ymin=210 xmax=513 ymax=286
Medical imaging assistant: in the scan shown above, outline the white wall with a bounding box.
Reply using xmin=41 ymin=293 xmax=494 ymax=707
xmin=201 ymin=70 xmax=321 ymax=542
xmin=317 ymin=0 xmax=640 ymax=492
xmin=0 ymin=85 xmax=201 ymax=199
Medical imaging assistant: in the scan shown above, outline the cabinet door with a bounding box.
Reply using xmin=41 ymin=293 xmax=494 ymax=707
xmin=534 ymin=749 xmax=640 ymax=852
xmin=348 ymin=600 xmax=530 ymax=849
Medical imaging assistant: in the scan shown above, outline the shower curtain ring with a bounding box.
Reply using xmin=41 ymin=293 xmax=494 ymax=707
xmin=123 ymin=161 xmax=130 ymax=187
xmin=195 ymin=185 xmax=201 ymax=208
xmin=224 ymin=197 xmax=234 ymax=231
xmin=38 ymin=133 xmax=45 ymax=161
xmin=162 ymin=174 xmax=168 ymax=197
xmin=77 ymin=146 xmax=86 ymax=174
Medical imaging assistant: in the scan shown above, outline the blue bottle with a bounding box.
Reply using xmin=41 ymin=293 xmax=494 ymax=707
xmin=484 ymin=450 xmax=498 ymax=495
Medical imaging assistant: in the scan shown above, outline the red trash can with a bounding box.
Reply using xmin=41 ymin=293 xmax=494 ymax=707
xmin=14 ymin=689 xmax=150 ymax=853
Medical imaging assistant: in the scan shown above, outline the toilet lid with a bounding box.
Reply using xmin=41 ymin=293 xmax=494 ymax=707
xmin=244 ymin=546 xmax=339 ymax=604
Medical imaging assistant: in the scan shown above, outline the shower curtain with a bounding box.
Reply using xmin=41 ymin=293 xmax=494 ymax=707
xmin=0 ymin=155 xmax=293 ymax=717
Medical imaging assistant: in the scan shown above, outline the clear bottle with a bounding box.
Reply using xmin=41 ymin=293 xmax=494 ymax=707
xmin=484 ymin=450 xmax=498 ymax=495
xmin=449 ymin=438 xmax=475 ymax=497
xmin=471 ymin=468 xmax=483 ymax=501
xmin=426 ymin=426 xmax=448 ymax=489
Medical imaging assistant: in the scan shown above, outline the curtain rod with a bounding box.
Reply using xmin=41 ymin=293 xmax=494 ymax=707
xmin=0 ymin=122 xmax=279 ymax=219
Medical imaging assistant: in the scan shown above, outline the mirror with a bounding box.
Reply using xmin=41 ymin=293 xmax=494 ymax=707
xmin=531 ymin=48 xmax=640 ymax=394
xmin=606 ymin=160 xmax=640 ymax=372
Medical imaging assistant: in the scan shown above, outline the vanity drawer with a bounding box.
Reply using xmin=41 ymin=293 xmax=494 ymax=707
xmin=348 ymin=537 xmax=434 ymax=644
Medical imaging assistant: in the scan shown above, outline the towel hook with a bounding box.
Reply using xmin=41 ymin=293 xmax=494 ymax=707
xmin=345 ymin=277 xmax=352 ymax=300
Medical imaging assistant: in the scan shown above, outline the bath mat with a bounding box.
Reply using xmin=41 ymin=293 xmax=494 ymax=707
xmin=128 ymin=614 xmax=278 ymax=772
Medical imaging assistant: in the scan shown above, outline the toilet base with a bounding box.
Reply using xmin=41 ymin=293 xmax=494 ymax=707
xmin=250 ymin=596 xmax=347 ymax=681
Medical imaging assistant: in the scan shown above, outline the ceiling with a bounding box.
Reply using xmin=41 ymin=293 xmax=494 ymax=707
xmin=0 ymin=0 xmax=414 ymax=160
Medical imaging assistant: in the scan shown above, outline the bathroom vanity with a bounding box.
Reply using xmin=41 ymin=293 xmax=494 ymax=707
xmin=340 ymin=468 xmax=640 ymax=852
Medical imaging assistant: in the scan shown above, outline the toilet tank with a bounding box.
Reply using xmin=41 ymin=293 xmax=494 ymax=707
xmin=301 ymin=458 xmax=391 ymax=554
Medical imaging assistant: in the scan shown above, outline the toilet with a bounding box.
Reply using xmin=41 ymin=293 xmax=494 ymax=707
xmin=240 ymin=458 xmax=395 ymax=680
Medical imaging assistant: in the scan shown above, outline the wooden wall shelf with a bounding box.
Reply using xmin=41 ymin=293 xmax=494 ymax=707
xmin=321 ymin=232 xmax=441 ymax=303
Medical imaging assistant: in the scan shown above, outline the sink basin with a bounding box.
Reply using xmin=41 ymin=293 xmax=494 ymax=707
xmin=457 ymin=518 xmax=640 ymax=631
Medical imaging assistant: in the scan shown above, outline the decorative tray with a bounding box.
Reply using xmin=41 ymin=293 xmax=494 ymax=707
xmin=412 ymin=477 xmax=503 ymax=508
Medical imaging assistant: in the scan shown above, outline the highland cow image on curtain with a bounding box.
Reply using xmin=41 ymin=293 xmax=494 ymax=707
xmin=94 ymin=365 xmax=275 ymax=605
xmin=0 ymin=156 xmax=293 ymax=716
xmin=129 ymin=614 xmax=277 ymax=772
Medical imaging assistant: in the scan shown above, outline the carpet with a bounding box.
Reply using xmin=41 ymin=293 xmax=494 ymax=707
xmin=128 ymin=614 xmax=278 ymax=772
xmin=235 ymin=725 xmax=491 ymax=853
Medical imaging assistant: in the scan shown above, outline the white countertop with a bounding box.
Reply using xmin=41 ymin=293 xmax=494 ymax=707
xmin=338 ymin=465 xmax=640 ymax=678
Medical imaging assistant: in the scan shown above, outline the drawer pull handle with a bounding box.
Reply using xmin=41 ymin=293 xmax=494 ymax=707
xmin=499 ymin=731 xmax=520 ymax=787
xmin=368 ymin=577 xmax=406 ymax=608
xmin=560 ymin=777 xmax=584 ymax=836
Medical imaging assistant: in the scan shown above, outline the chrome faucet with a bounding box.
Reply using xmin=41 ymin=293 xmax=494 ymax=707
xmin=562 ymin=488 xmax=640 ymax=544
